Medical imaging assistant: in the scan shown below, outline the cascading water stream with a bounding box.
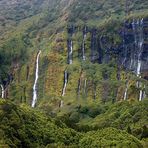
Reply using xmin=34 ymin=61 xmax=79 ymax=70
xmin=123 ymin=81 xmax=128 ymax=100
xmin=31 ymin=50 xmax=41 ymax=108
xmin=62 ymin=70 xmax=68 ymax=96
xmin=82 ymin=27 xmax=87 ymax=60
xmin=68 ymin=40 xmax=73 ymax=64
xmin=60 ymin=100 xmax=64 ymax=108
xmin=143 ymin=85 xmax=146 ymax=99
xmin=132 ymin=18 xmax=144 ymax=101
xmin=0 ymin=85 xmax=4 ymax=98
xmin=137 ymin=19 xmax=144 ymax=101
xmin=137 ymin=19 xmax=143 ymax=76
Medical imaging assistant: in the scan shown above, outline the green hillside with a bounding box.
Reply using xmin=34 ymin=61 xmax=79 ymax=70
xmin=0 ymin=100 xmax=147 ymax=147
xmin=0 ymin=0 xmax=148 ymax=147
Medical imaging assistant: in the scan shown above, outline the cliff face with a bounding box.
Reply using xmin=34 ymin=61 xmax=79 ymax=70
xmin=120 ymin=18 xmax=148 ymax=73
xmin=0 ymin=0 xmax=148 ymax=107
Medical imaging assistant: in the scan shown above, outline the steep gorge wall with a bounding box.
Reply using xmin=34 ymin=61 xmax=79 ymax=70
xmin=1 ymin=17 xmax=148 ymax=107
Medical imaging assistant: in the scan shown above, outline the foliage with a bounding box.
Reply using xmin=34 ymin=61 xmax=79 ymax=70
xmin=0 ymin=100 xmax=80 ymax=147
xmin=79 ymin=127 xmax=142 ymax=148
xmin=0 ymin=100 xmax=146 ymax=147
xmin=56 ymin=100 xmax=148 ymax=141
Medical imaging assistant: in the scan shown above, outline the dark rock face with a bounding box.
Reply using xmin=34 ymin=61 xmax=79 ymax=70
xmin=90 ymin=29 xmax=98 ymax=62
xmin=120 ymin=18 xmax=148 ymax=75
xmin=67 ymin=17 xmax=148 ymax=76
xmin=97 ymin=18 xmax=148 ymax=76
xmin=67 ymin=25 xmax=75 ymax=64
xmin=1 ymin=74 xmax=13 ymax=88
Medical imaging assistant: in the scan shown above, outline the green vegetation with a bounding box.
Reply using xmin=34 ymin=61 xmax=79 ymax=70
xmin=0 ymin=100 xmax=147 ymax=147
xmin=0 ymin=100 xmax=80 ymax=147
xmin=79 ymin=128 xmax=142 ymax=148
xmin=0 ymin=0 xmax=148 ymax=147
xmin=56 ymin=100 xmax=148 ymax=138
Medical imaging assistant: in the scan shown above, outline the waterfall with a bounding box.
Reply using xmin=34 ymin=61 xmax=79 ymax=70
xmin=139 ymin=89 xmax=143 ymax=101
xmin=123 ymin=81 xmax=128 ymax=100
xmin=137 ymin=19 xmax=144 ymax=101
xmin=0 ymin=85 xmax=4 ymax=98
xmin=82 ymin=27 xmax=87 ymax=60
xmin=60 ymin=100 xmax=64 ymax=108
xmin=31 ymin=50 xmax=41 ymax=108
xmin=132 ymin=18 xmax=144 ymax=101
xmin=137 ymin=19 xmax=143 ymax=76
xmin=132 ymin=18 xmax=143 ymax=76
xmin=68 ymin=40 xmax=73 ymax=64
xmin=143 ymin=85 xmax=146 ymax=99
xmin=62 ymin=70 xmax=68 ymax=96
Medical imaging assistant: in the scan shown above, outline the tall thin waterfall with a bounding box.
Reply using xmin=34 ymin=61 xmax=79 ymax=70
xmin=82 ymin=27 xmax=87 ymax=60
xmin=137 ymin=19 xmax=143 ymax=77
xmin=0 ymin=85 xmax=4 ymax=98
xmin=137 ymin=19 xmax=144 ymax=101
xmin=31 ymin=50 xmax=41 ymax=108
xmin=123 ymin=81 xmax=128 ymax=100
xmin=60 ymin=100 xmax=64 ymax=108
xmin=68 ymin=40 xmax=73 ymax=64
xmin=143 ymin=85 xmax=146 ymax=99
xmin=132 ymin=18 xmax=144 ymax=101
xmin=62 ymin=70 xmax=68 ymax=96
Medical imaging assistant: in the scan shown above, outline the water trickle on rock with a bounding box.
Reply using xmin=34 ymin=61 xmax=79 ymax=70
xmin=82 ymin=26 xmax=87 ymax=61
xmin=68 ymin=40 xmax=73 ymax=64
xmin=60 ymin=100 xmax=64 ymax=108
xmin=123 ymin=81 xmax=128 ymax=100
xmin=0 ymin=85 xmax=4 ymax=99
xmin=32 ymin=50 xmax=41 ymax=108
xmin=62 ymin=70 xmax=68 ymax=96
xmin=132 ymin=18 xmax=145 ymax=101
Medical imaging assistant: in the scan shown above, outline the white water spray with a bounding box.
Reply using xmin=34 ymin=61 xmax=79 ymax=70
xmin=68 ymin=40 xmax=73 ymax=64
xmin=139 ymin=88 xmax=143 ymax=101
xmin=137 ymin=19 xmax=143 ymax=77
xmin=143 ymin=85 xmax=146 ymax=99
xmin=82 ymin=27 xmax=87 ymax=60
xmin=123 ymin=81 xmax=128 ymax=100
xmin=132 ymin=18 xmax=144 ymax=101
xmin=60 ymin=100 xmax=64 ymax=108
xmin=31 ymin=50 xmax=41 ymax=108
xmin=137 ymin=19 xmax=144 ymax=101
xmin=62 ymin=70 xmax=68 ymax=96
xmin=1 ymin=85 xmax=4 ymax=99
